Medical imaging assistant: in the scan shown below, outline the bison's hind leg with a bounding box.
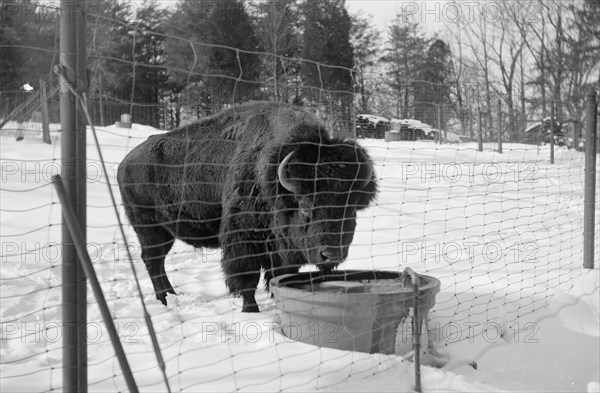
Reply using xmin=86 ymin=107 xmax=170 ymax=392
xmin=134 ymin=225 xmax=176 ymax=305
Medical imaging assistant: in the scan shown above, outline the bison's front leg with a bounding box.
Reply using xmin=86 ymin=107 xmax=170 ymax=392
xmin=221 ymin=243 xmax=264 ymax=312
xmin=220 ymin=202 xmax=268 ymax=312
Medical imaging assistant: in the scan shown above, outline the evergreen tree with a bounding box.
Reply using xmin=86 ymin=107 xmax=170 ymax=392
xmin=164 ymin=0 xmax=261 ymax=111
xmin=126 ymin=2 xmax=170 ymax=127
xmin=381 ymin=17 xmax=428 ymax=118
xmin=301 ymin=0 xmax=354 ymax=136
xmin=301 ymin=0 xmax=353 ymax=96
xmin=87 ymin=0 xmax=140 ymax=101
xmin=1 ymin=0 xmax=27 ymax=91
xmin=414 ymin=39 xmax=453 ymax=127
xmin=0 ymin=0 xmax=56 ymax=91
xmin=350 ymin=13 xmax=381 ymax=114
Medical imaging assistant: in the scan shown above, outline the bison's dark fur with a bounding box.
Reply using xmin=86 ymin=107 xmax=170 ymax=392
xmin=117 ymin=101 xmax=378 ymax=312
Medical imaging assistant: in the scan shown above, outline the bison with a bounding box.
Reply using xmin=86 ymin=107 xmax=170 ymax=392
xmin=117 ymin=101 xmax=378 ymax=312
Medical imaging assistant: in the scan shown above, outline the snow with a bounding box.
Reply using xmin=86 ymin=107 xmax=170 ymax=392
xmin=1 ymin=121 xmax=599 ymax=392
xmin=549 ymin=269 xmax=599 ymax=338
xmin=525 ymin=122 xmax=542 ymax=133
xmin=390 ymin=118 xmax=432 ymax=132
xmin=357 ymin=114 xmax=389 ymax=124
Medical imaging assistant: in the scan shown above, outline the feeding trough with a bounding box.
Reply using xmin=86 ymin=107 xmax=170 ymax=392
xmin=270 ymin=269 xmax=440 ymax=355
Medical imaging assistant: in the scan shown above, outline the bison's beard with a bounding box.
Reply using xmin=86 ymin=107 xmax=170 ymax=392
xmin=272 ymin=221 xmax=354 ymax=274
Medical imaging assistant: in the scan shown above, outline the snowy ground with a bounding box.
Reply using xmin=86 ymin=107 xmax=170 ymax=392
xmin=1 ymin=122 xmax=599 ymax=392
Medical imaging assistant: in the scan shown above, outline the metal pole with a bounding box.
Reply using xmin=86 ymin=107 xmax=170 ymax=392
xmin=469 ymin=106 xmax=474 ymax=141
xmin=412 ymin=276 xmax=421 ymax=393
xmin=497 ymin=100 xmax=503 ymax=154
xmin=401 ymin=268 xmax=422 ymax=392
xmin=487 ymin=108 xmax=493 ymax=142
xmin=442 ymin=105 xmax=447 ymax=142
xmin=437 ymin=105 xmax=442 ymax=144
xmin=59 ymin=0 xmax=85 ymax=390
xmin=40 ymin=79 xmax=51 ymax=144
xmin=550 ymin=103 xmax=555 ymax=164
xmin=574 ymin=117 xmax=581 ymax=151
xmin=75 ymin=1 xmax=88 ymax=389
xmin=478 ymin=110 xmax=483 ymax=152
xmin=584 ymin=90 xmax=597 ymax=269
xmin=99 ymin=74 xmax=105 ymax=127
xmin=52 ymin=176 xmax=139 ymax=393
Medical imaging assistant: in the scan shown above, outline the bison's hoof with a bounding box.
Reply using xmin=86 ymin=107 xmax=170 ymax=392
xmin=157 ymin=295 xmax=168 ymax=306
xmin=242 ymin=303 xmax=260 ymax=313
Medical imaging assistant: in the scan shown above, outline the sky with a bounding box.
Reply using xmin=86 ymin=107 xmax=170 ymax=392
xmin=150 ymin=0 xmax=449 ymax=40
xmin=346 ymin=0 xmax=403 ymax=29
xmin=346 ymin=0 xmax=449 ymax=38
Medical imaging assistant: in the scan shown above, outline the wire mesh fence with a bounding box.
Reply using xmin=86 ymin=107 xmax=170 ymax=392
xmin=1 ymin=1 xmax=599 ymax=392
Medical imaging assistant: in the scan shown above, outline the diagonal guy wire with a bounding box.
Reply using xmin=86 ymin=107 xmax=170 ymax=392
xmin=53 ymin=64 xmax=172 ymax=393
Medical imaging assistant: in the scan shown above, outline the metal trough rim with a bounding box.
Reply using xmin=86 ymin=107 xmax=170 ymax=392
xmin=270 ymin=269 xmax=440 ymax=295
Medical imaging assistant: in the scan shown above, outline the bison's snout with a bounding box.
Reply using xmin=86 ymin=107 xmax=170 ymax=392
xmin=318 ymin=246 xmax=346 ymax=270
xmin=319 ymin=246 xmax=343 ymax=261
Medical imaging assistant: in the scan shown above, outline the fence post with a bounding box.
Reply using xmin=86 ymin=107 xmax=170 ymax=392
xmin=485 ymin=109 xmax=490 ymax=142
xmin=40 ymin=79 xmax=51 ymax=144
xmin=477 ymin=109 xmax=483 ymax=152
xmin=442 ymin=105 xmax=447 ymax=142
xmin=487 ymin=109 xmax=493 ymax=142
xmin=59 ymin=0 xmax=87 ymax=390
xmin=99 ymin=85 xmax=105 ymax=127
xmin=437 ymin=104 xmax=442 ymax=143
xmin=497 ymin=100 xmax=503 ymax=154
xmin=583 ymin=90 xmax=597 ymax=269
xmin=76 ymin=2 xmax=88 ymax=389
xmin=550 ymin=102 xmax=555 ymax=164
xmin=574 ymin=119 xmax=581 ymax=151
xmin=469 ymin=106 xmax=474 ymax=141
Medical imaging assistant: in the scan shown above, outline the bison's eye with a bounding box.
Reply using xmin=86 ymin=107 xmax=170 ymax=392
xmin=299 ymin=206 xmax=311 ymax=218
xmin=298 ymin=199 xmax=312 ymax=219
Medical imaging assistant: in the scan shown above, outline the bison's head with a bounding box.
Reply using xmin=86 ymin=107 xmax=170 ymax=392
xmin=271 ymin=140 xmax=377 ymax=271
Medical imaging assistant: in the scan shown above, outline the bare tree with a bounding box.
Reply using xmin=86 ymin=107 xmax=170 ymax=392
xmin=488 ymin=2 xmax=526 ymax=140
xmin=350 ymin=13 xmax=381 ymax=114
xmin=456 ymin=2 xmax=495 ymax=139
xmin=510 ymin=0 xmax=599 ymax=135
xmin=444 ymin=16 xmax=485 ymax=137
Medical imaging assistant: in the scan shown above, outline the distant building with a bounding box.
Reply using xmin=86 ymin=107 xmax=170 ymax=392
xmin=356 ymin=114 xmax=390 ymax=138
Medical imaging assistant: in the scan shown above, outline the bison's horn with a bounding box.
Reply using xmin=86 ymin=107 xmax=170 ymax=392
xmin=278 ymin=151 xmax=298 ymax=194
xmin=357 ymin=149 xmax=373 ymax=189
